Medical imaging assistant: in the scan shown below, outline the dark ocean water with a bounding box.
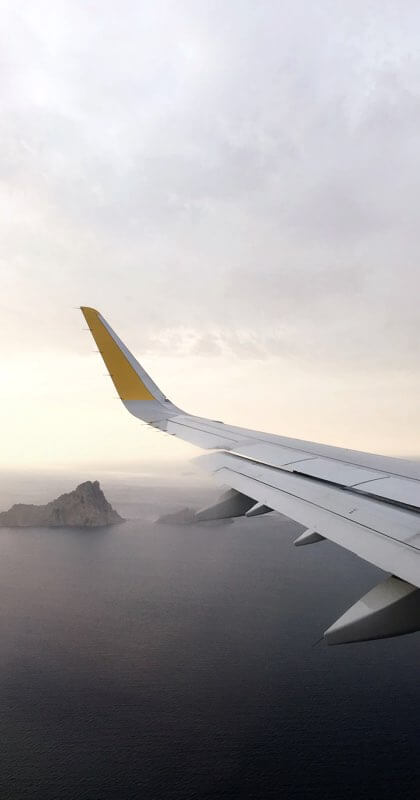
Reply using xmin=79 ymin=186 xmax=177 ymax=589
xmin=0 ymin=484 xmax=419 ymax=800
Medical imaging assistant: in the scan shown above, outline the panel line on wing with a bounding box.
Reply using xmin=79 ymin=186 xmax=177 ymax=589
xmin=209 ymin=461 xmax=420 ymax=553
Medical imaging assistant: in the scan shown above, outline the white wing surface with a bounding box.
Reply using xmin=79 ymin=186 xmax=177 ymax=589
xmin=81 ymin=308 xmax=420 ymax=645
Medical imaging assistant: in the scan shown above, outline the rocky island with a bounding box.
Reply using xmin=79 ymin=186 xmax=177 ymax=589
xmin=0 ymin=481 xmax=124 ymax=528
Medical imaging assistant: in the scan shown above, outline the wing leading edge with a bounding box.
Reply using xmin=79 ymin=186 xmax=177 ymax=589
xmin=81 ymin=307 xmax=420 ymax=645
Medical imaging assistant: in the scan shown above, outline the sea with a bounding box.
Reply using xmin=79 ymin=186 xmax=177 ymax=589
xmin=0 ymin=470 xmax=419 ymax=800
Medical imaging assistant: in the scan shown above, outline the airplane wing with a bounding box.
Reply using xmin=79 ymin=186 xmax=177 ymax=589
xmin=81 ymin=307 xmax=420 ymax=645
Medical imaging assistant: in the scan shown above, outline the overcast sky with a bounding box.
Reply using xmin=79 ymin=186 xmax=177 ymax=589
xmin=1 ymin=0 xmax=420 ymax=472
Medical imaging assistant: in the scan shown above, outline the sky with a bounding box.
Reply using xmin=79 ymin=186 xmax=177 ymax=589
xmin=1 ymin=0 xmax=420 ymax=472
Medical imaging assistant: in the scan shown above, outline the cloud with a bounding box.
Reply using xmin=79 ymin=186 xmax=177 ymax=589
xmin=1 ymin=0 xmax=420 ymax=374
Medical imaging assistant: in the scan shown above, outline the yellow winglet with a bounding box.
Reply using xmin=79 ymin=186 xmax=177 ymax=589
xmin=81 ymin=307 xmax=155 ymax=401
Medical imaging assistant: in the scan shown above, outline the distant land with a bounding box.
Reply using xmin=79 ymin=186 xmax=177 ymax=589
xmin=0 ymin=481 xmax=124 ymax=528
xmin=156 ymin=506 xmax=233 ymax=526
xmin=156 ymin=507 xmax=197 ymax=525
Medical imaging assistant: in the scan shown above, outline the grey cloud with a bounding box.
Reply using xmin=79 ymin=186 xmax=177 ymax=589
xmin=190 ymin=333 xmax=223 ymax=357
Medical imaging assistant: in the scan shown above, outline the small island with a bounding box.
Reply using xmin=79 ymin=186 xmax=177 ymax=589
xmin=156 ymin=507 xmax=197 ymax=525
xmin=156 ymin=507 xmax=233 ymax=526
xmin=0 ymin=481 xmax=124 ymax=528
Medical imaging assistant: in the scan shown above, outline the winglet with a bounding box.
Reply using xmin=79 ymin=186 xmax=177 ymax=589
xmin=80 ymin=307 xmax=181 ymax=422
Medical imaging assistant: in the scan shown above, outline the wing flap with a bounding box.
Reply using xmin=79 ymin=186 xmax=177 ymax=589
xmin=196 ymin=450 xmax=420 ymax=589
xmin=353 ymin=476 xmax=420 ymax=509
